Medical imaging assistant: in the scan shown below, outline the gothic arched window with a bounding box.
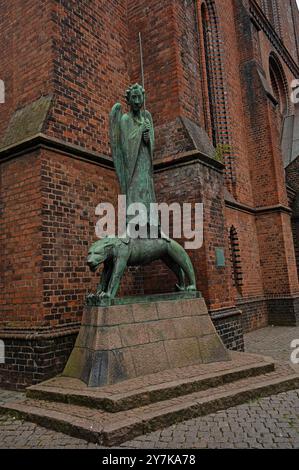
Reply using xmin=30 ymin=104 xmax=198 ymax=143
xmin=269 ymin=53 xmax=289 ymax=133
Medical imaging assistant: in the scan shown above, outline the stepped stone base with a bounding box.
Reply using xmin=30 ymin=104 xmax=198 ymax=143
xmin=1 ymin=354 xmax=299 ymax=446
xmin=2 ymin=295 xmax=297 ymax=446
xmin=63 ymin=293 xmax=231 ymax=387
xmin=27 ymin=351 xmax=274 ymax=412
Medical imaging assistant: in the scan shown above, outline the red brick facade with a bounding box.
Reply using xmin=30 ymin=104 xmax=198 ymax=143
xmin=0 ymin=0 xmax=298 ymax=388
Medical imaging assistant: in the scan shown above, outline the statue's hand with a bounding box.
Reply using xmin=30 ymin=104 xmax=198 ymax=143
xmin=143 ymin=129 xmax=150 ymax=144
xmin=142 ymin=119 xmax=151 ymax=144
xmin=142 ymin=119 xmax=151 ymax=132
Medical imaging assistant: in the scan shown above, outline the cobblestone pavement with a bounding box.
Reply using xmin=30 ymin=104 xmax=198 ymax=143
xmin=121 ymin=389 xmax=299 ymax=449
xmin=0 ymin=326 xmax=298 ymax=449
xmin=245 ymin=325 xmax=299 ymax=363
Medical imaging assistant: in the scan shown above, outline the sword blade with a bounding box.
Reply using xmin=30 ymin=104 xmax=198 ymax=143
xmin=138 ymin=32 xmax=146 ymax=113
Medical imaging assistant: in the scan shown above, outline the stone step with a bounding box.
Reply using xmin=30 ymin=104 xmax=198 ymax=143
xmin=1 ymin=362 xmax=298 ymax=447
xmin=26 ymin=352 xmax=275 ymax=412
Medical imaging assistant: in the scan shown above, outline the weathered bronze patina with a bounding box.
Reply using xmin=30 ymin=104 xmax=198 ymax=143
xmin=110 ymin=83 xmax=157 ymax=226
xmin=87 ymin=84 xmax=197 ymax=301
xmin=86 ymin=236 xmax=196 ymax=303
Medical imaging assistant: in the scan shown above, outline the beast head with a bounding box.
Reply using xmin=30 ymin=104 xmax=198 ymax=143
xmin=87 ymin=238 xmax=115 ymax=272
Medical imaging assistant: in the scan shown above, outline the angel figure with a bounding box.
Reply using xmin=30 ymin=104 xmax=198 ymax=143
xmin=109 ymin=83 xmax=158 ymax=234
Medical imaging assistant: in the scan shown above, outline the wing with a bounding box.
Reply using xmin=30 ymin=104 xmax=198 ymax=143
xmin=109 ymin=103 xmax=126 ymax=194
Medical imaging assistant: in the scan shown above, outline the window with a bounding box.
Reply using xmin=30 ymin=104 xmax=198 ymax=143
xmin=269 ymin=53 xmax=289 ymax=138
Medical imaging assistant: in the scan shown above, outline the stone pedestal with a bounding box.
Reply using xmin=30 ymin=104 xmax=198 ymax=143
xmin=63 ymin=293 xmax=231 ymax=387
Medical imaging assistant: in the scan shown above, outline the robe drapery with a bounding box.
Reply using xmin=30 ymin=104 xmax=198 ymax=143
xmin=120 ymin=110 xmax=156 ymax=217
xmin=110 ymin=104 xmax=159 ymax=231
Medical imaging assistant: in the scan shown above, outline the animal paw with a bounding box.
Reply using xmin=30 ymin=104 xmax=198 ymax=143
xmin=175 ymin=284 xmax=186 ymax=292
xmin=86 ymin=292 xmax=97 ymax=306
xmin=186 ymin=285 xmax=196 ymax=292
xmin=100 ymin=292 xmax=112 ymax=299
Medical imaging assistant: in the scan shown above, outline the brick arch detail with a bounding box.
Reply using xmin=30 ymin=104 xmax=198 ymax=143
xmin=269 ymin=51 xmax=291 ymax=117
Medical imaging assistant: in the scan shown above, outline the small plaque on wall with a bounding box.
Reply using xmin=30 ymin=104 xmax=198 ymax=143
xmin=216 ymin=248 xmax=225 ymax=267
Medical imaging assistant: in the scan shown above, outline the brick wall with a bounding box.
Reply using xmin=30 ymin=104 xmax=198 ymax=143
xmin=278 ymin=0 xmax=299 ymax=63
xmin=212 ymin=310 xmax=245 ymax=351
xmin=286 ymin=156 xmax=299 ymax=276
xmin=40 ymin=148 xmax=146 ymax=326
xmin=233 ymin=1 xmax=299 ymax=325
xmin=0 ymin=332 xmax=77 ymax=391
xmin=0 ymin=151 xmax=44 ymax=327
xmin=45 ymin=0 xmax=130 ymax=154
xmin=127 ymin=0 xmax=181 ymax=126
xmin=0 ymin=0 xmax=52 ymax=143
xmin=142 ymin=154 xmax=235 ymax=313
xmin=237 ymin=298 xmax=269 ymax=332
xmin=225 ymin=206 xmax=265 ymax=300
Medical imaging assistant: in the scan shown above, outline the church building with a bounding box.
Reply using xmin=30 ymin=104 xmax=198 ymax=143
xmin=0 ymin=0 xmax=298 ymax=389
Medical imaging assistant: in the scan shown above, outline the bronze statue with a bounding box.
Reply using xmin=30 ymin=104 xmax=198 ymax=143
xmin=109 ymin=83 xmax=157 ymax=229
xmin=87 ymin=236 xmax=196 ymax=302
xmin=87 ymin=84 xmax=197 ymax=301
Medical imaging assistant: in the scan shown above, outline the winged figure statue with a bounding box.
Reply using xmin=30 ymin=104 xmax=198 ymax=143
xmin=109 ymin=83 xmax=157 ymax=230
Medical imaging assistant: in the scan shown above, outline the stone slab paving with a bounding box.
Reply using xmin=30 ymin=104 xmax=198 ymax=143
xmin=0 ymin=326 xmax=298 ymax=449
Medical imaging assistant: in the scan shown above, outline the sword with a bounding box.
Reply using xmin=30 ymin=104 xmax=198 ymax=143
xmin=139 ymin=32 xmax=146 ymax=116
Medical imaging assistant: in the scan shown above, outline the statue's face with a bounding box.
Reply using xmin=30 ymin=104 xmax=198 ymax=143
xmin=129 ymin=89 xmax=143 ymax=112
xmin=87 ymin=241 xmax=107 ymax=272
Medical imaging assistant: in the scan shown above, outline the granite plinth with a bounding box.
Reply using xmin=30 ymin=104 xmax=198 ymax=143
xmin=63 ymin=294 xmax=231 ymax=387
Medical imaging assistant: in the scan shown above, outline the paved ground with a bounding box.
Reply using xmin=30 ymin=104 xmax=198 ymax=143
xmin=121 ymin=389 xmax=299 ymax=449
xmin=245 ymin=325 xmax=299 ymax=364
xmin=0 ymin=325 xmax=298 ymax=449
